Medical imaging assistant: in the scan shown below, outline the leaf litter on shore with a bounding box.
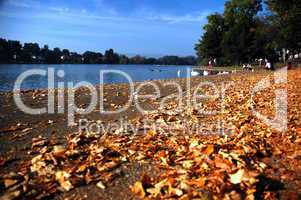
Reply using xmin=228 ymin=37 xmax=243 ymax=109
xmin=0 ymin=69 xmax=301 ymax=199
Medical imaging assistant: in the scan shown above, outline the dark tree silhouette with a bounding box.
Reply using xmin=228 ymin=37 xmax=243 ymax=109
xmin=0 ymin=38 xmax=197 ymax=65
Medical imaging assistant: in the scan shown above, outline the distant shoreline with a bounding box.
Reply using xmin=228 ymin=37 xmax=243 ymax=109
xmin=0 ymin=38 xmax=197 ymax=66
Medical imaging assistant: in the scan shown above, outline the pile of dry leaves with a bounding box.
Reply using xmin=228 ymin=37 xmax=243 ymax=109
xmin=1 ymin=69 xmax=301 ymax=199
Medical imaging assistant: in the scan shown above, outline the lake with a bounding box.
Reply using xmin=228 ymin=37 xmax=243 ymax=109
xmin=0 ymin=64 xmax=207 ymax=92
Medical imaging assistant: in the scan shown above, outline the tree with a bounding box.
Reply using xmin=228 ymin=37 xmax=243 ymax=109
xmin=104 ymin=49 xmax=119 ymax=64
xmin=181 ymin=56 xmax=197 ymax=66
xmin=158 ymin=56 xmax=181 ymax=65
xmin=145 ymin=57 xmax=157 ymax=65
xmin=222 ymin=0 xmax=263 ymax=64
xmin=0 ymin=39 xmax=22 ymax=63
xmin=130 ymin=55 xmax=146 ymax=64
xmin=0 ymin=37 xmax=197 ymax=65
xmin=61 ymin=49 xmax=70 ymax=63
xmin=40 ymin=45 xmax=49 ymax=63
xmin=21 ymin=43 xmax=40 ymax=63
xmin=0 ymin=38 xmax=9 ymax=63
xmin=83 ymin=51 xmax=103 ymax=64
xmin=250 ymin=16 xmax=279 ymax=62
xmin=70 ymin=52 xmax=83 ymax=64
xmin=53 ymin=48 xmax=62 ymax=64
xmin=266 ymin=0 xmax=301 ymax=53
xmin=7 ymin=40 xmax=22 ymax=63
xmin=43 ymin=48 xmax=61 ymax=64
xmin=195 ymin=13 xmax=225 ymax=65
xmin=119 ymin=55 xmax=130 ymax=64
xmin=195 ymin=0 xmax=265 ymax=66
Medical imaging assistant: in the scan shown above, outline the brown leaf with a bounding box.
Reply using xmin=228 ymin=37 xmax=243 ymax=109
xmin=186 ymin=178 xmax=205 ymax=188
xmin=214 ymin=156 xmax=231 ymax=171
xmin=4 ymin=179 xmax=18 ymax=188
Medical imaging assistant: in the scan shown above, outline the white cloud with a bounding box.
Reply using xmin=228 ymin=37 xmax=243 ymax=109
xmin=49 ymin=7 xmax=70 ymax=13
xmin=5 ymin=1 xmax=72 ymax=16
xmin=1 ymin=1 xmax=211 ymax=27
xmin=3 ymin=0 xmax=212 ymax=26
xmin=147 ymin=11 xmax=210 ymax=24
xmin=5 ymin=0 xmax=40 ymax=8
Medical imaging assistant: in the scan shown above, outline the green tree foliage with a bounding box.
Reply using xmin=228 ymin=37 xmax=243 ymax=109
xmin=195 ymin=0 xmax=263 ymax=65
xmin=195 ymin=13 xmax=225 ymax=65
xmin=195 ymin=0 xmax=300 ymax=65
xmin=223 ymin=0 xmax=262 ymax=64
xmin=251 ymin=17 xmax=279 ymax=62
xmin=266 ymin=0 xmax=301 ymax=53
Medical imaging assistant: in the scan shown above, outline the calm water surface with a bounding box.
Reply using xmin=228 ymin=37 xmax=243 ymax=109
xmin=0 ymin=64 xmax=201 ymax=91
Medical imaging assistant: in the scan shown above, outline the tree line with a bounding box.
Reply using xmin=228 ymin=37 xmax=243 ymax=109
xmin=195 ymin=0 xmax=301 ymax=66
xmin=0 ymin=38 xmax=197 ymax=65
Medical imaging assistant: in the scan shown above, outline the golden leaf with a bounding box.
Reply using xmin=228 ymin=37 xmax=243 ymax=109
xmin=131 ymin=181 xmax=146 ymax=198
xmin=202 ymin=144 xmax=215 ymax=155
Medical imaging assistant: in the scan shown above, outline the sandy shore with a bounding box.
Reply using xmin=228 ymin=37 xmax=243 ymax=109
xmin=0 ymin=71 xmax=247 ymax=154
xmin=0 ymin=69 xmax=300 ymax=199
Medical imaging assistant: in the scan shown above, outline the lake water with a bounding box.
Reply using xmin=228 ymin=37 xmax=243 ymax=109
xmin=0 ymin=64 xmax=204 ymax=91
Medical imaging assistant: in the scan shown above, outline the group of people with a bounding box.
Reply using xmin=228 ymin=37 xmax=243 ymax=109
xmin=242 ymin=59 xmax=274 ymax=71
xmin=208 ymin=58 xmax=295 ymax=71
xmin=242 ymin=63 xmax=254 ymax=71
xmin=208 ymin=58 xmax=217 ymax=69
xmin=208 ymin=57 xmax=275 ymax=71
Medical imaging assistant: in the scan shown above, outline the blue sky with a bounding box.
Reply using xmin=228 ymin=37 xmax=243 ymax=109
xmin=0 ymin=0 xmax=226 ymax=56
